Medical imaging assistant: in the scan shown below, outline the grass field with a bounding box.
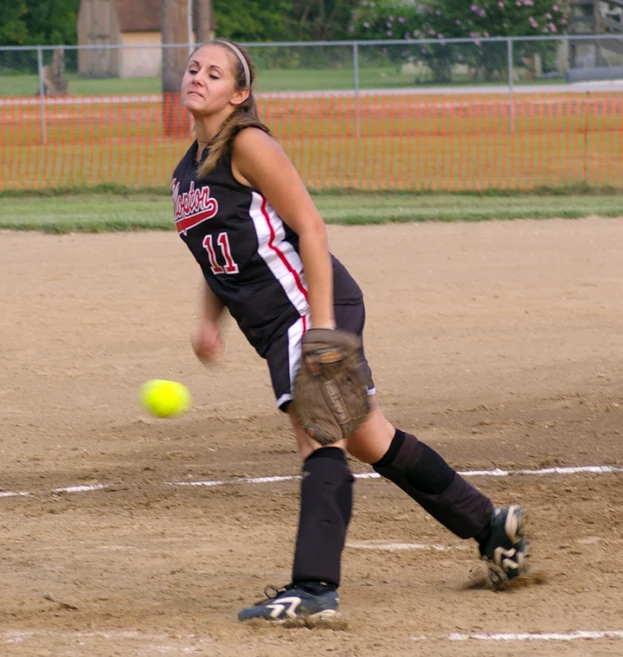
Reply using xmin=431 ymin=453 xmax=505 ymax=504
xmin=0 ymin=67 xmax=566 ymax=97
xmin=1 ymin=67 xmax=426 ymax=97
xmin=1 ymin=191 xmax=622 ymax=232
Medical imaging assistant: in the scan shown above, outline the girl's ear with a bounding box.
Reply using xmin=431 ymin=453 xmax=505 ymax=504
xmin=231 ymin=88 xmax=251 ymax=107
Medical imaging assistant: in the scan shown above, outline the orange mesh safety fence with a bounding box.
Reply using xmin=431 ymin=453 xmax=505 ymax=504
xmin=1 ymin=90 xmax=622 ymax=192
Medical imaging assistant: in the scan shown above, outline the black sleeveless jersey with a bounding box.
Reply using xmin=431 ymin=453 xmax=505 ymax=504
xmin=171 ymin=140 xmax=363 ymax=357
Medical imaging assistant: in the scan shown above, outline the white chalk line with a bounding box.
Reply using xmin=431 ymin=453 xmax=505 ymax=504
xmin=1 ymin=464 xmax=621 ymax=500
xmin=2 ymin=629 xmax=214 ymax=648
xmin=172 ymin=464 xmax=623 ymax=488
xmin=0 ymin=483 xmax=111 ymax=499
xmin=347 ymin=540 xmax=470 ymax=552
xmin=4 ymin=628 xmax=623 ymax=645
xmin=412 ymin=630 xmax=623 ymax=642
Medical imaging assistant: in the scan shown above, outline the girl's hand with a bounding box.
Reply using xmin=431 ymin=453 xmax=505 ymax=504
xmin=192 ymin=320 xmax=224 ymax=364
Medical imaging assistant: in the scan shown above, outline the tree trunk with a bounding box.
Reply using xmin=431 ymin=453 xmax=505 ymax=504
xmin=196 ymin=0 xmax=216 ymax=43
xmin=162 ymin=0 xmax=190 ymax=136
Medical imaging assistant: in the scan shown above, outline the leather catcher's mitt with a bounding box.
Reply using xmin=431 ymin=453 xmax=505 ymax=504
xmin=293 ymin=328 xmax=370 ymax=446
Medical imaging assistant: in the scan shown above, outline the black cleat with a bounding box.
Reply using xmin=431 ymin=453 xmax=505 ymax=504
xmin=238 ymin=584 xmax=339 ymax=623
xmin=479 ymin=505 xmax=529 ymax=588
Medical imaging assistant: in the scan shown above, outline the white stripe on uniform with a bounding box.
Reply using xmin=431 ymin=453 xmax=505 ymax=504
xmin=275 ymin=315 xmax=307 ymax=409
xmin=249 ymin=191 xmax=309 ymax=318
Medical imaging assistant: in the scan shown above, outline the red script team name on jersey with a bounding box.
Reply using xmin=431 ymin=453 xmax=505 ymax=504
xmin=172 ymin=179 xmax=219 ymax=235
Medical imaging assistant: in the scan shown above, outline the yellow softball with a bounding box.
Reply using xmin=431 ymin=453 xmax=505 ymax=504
xmin=140 ymin=379 xmax=192 ymax=418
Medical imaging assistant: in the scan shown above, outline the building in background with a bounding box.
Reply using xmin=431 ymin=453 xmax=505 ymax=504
xmin=77 ymin=0 xmax=215 ymax=79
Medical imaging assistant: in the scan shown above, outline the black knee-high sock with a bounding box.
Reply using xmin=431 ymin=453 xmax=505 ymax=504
xmin=291 ymin=447 xmax=353 ymax=589
xmin=372 ymin=430 xmax=493 ymax=539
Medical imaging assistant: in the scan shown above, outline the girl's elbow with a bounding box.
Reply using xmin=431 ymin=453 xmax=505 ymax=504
xmin=299 ymin=216 xmax=328 ymax=242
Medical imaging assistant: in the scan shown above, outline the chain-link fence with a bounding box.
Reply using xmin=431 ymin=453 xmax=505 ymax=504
xmin=1 ymin=35 xmax=623 ymax=191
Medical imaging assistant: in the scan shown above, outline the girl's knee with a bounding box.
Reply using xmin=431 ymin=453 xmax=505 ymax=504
xmin=346 ymin=406 xmax=395 ymax=464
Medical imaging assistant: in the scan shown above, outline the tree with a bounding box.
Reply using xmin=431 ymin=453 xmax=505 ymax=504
xmin=162 ymin=0 xmax=191 ymax=135
xmin=23 ymin=0 xmax=81 ymax=45
xmin=0 ymin=0 xmax=79 ymax=76
xmin=0 ymin=0 xmax=80 ymax=46
xmin=291 ymin=0 xmax=361 ymax=40
xmin=0 ymin=2 xmax=30 ymax=45
xmin=212 ymin=0 xmax=294 ymax=41
xmin=196 ymin=0 xmax=216 ymax=43
xmin=213 ymin=0 xmax=363 ymax=42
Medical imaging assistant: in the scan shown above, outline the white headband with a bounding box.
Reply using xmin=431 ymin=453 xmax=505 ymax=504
xmin=216 ymin=40 xmax=251 ymax=89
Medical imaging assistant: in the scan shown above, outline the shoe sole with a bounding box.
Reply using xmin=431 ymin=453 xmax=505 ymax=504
xmin=242 ymin=609 xmax=344 ymax=628
xmin=283 ymin=609 xmax=346 ymax=630
xmin=240 ymin=608 xmax=339 ymax=623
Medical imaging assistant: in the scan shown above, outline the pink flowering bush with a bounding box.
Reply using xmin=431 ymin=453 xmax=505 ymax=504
xmin=350 ymin=0 xmax=570 ymax=82
xmin=350 ymin=0 xmax=569 ymax=40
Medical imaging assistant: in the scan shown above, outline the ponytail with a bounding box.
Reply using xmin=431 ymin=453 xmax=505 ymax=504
xmin=194 ymin=40 xmax=270 ymax=179
xmin=197 ymin=97 xmax=269 ymax=179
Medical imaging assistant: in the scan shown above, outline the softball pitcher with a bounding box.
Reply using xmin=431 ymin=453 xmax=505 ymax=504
xmin=171 ymin=38 xmax=530 ymax=624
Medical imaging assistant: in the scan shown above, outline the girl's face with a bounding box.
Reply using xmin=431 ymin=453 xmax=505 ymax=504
xmin=181 ymin=45 xmax=247 ymax=116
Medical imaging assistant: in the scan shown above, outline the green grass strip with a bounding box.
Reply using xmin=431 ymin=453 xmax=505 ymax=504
xmin=1 ymin=193 xmax=622 ymax=233
xmin=1 ymin=183 xmax=620 ymax=200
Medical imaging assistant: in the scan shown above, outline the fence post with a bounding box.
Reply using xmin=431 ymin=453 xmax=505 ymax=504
xmin=507 ymin=38 xmax=514 ymax=135
xmin=37 ymin=46 xmax=47 ymax=145
xmin=353 ymin=42 xmax=360 ymax=140
xmin=583 ymin=91 xmax=590 ymax=185
xmin=187 ymin=0 xmax=194 ymax=56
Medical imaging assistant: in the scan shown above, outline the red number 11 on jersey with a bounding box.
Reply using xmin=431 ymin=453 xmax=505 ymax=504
xmin=203 ymin=233 xmax=239 ymax=275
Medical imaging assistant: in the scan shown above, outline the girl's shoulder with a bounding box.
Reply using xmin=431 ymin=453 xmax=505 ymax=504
xmin=230 ymin=124 xmax=272 ymax=150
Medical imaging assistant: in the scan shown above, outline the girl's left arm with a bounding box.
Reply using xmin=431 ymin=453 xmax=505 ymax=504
xmin=232 ymin=128 xmax=335 ymax=329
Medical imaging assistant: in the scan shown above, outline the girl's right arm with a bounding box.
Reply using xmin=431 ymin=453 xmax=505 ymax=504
xmin=192 ymin=280 xmax=225 ymax=363
xmin=200 ymin=279 xmax=225 ymax=322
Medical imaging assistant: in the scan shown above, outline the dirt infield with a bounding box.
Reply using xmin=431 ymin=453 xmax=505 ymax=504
xmin=1 ymin=218 xmax=622 ymax=657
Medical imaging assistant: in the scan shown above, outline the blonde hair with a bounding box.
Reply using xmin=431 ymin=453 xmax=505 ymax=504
xmin=192 ymin=39 xmax=270 ymax=179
